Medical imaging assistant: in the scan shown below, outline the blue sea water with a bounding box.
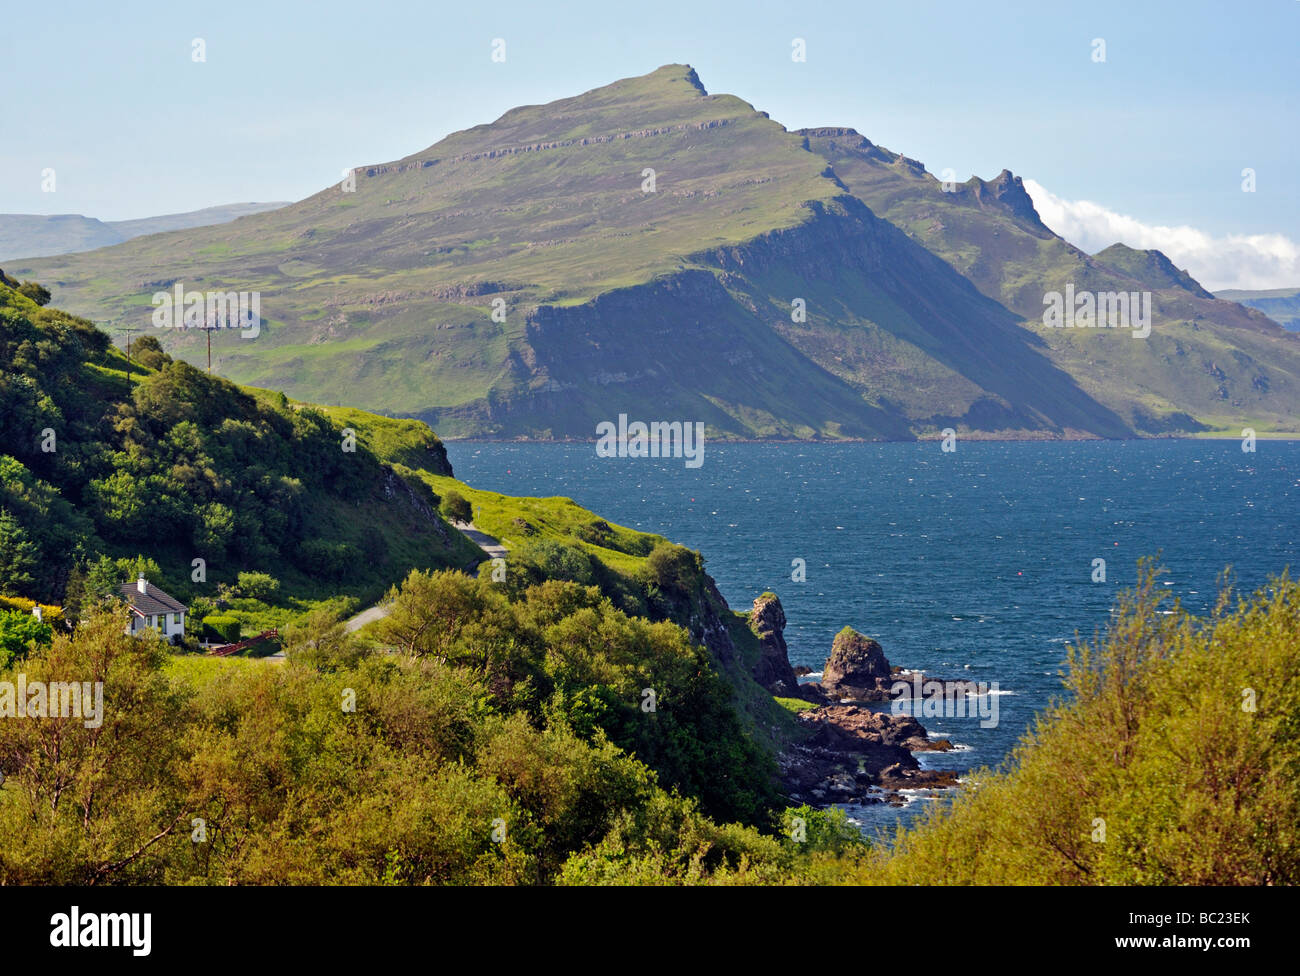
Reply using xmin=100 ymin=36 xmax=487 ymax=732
xmin=445 ymin=440 xmax=1300 ymax=832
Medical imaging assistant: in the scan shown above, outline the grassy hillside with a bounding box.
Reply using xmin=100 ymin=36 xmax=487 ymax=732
xmin=0 ymin=68 xmax=1150 ymax=439
xmin=0 ymin=275 xmax=480 ymax=613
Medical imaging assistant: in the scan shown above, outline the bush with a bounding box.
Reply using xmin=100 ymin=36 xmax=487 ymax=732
xmin=188 ymin=596 xmax=217 ymax=622
xmin=864 ymin=563 xmax=1300 ymax=886
xmin=131 ymin=335 xmax=170 ymax=370
xmin=236 ymin=571 xmax=280 ymax=601
xmin=202 ymin=614 xmax=241 ymax=644
xmin=643 ymin=542 xmax=700 ymax=593
xmin=516 ymin=539 xmax=595 ymax=587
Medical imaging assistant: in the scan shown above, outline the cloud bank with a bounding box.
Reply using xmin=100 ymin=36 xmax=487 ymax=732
xmin=1023 ymin=179 xmax=1300 ymax=293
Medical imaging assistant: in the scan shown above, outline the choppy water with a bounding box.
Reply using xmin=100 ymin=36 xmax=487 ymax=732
xmin=445 ymin=440 xmax=1299 ymax=833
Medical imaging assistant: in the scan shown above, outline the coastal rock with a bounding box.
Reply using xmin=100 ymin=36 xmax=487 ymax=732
xmin=821 ymin=627 xmax=894 ymax=700
xmin=748 ymin=592 xmax=801 ymax=697
xmin=779 ymin=704 xmax=957 ymax=805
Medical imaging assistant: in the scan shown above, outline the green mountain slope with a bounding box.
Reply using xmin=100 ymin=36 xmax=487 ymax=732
xmin=11 ymin=66 xmax=1298 ymax=437
xmin=801 ymin=128 xmax=1300 ymax=433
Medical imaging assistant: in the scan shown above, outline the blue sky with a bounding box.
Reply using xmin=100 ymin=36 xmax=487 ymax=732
xmin=2 ymin=0 xmax=1296 ymax=286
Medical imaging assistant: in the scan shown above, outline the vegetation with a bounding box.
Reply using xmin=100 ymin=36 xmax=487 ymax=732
xmin=0 ymin=598 xmax=801 ymax=884
xmin=439 ymin=489 xmax=472 ymax=525
xmin=0 ymin=277 xmax=480 ymax=616
xmin=0 ymin=608 xmax=52 ymax=669
xmin=2 ymin=560 xmax=1295 ymax=885
xmin=855 ymin=565 xmax=1300 ymax=885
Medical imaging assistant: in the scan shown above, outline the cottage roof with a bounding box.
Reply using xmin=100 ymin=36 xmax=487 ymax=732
xmin=120 ymin=580 xmax=187 ymax=615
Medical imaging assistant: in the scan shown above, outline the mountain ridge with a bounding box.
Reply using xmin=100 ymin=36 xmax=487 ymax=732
xmin=10 ymin=64 xmax=1298 ymax=437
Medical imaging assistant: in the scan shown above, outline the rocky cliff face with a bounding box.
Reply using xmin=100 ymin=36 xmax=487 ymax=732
xmin=748 ymin=593 xmax=801 ymax=697
xmin=448 ymin=196 xmax=1134 ymax=441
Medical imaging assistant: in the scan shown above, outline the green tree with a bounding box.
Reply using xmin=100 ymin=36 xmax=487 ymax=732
xmin=440 ymin=490 xmax=472 ymax=525
xmin=0 ymin=608 xmax=53 ymax=669
xmin=236 ymin=571 xmax=280 ymax=601
xmin=0 ymin=508 xmax=39 ymax=594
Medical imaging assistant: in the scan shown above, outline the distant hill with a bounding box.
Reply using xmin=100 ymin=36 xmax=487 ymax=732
xmin=10 ymin=66 xmax=1299 ymax=438
xmin=1217 ymin=287 xmax=1300 ymax=331
xmin=0 ymin=202 xmax=288 ymax=262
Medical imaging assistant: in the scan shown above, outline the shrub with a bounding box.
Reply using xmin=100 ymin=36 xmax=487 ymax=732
xmin=236 ymin=571 xmax=280 ymax=601
xmin=202 ymin=614 xmax=241 ymax=644
xmin=643 ymin=542 xmax=700 ymax=593
xmin=516 ymin=539 xmax=595 ymax=587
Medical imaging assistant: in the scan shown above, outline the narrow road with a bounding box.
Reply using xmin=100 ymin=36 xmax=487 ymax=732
xmin=456 ymin=521 xmax=508 ymax=563
xmin=340 ymin=521 xmax=506 ymax=633
xmin=343 ymin=604 xmax=389 ymax=633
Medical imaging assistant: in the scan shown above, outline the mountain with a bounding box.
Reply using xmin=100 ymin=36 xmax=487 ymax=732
xmin=1217 ymin=287 xmax=1300 ymax=331
xmin=9 ymin=66 xmax=1299 ymax=437
xmin=799 ymin=128 xmax=1300 ymax=434
xmin=0 ymin=202 xmax=288 ymax=262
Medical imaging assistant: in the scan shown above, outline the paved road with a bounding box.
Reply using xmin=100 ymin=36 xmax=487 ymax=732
xmin=457 ymin=521 xmax=508 ymax=563
xmin=343 ymin=604 xmax=389 ymax=633
xmin=340 ymin=522 xmax=506 ymax=633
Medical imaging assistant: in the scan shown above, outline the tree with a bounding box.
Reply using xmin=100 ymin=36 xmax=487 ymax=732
xmin=131 ymin=335 xmax=170 ymax=370
xmin=0 ymin=509 xmax=39 ymax=594
xmin=0 ymin=606 xmax=193 ymax=884
xmin=16 ymin=280 xmax=51 ymax=306
xmin=0 ymin=608 xmax=53 ymax=669
xmin=236 ymin=571 xmax=280 ymax=601
xmin=644 ymin=542 xmax=700 ymax=593
xmin=440 ymin=490 xmax=472 ymax=525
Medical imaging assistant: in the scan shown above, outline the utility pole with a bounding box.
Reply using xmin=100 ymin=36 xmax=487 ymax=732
xmin=201 ymin=307 xmax=222 ymax=372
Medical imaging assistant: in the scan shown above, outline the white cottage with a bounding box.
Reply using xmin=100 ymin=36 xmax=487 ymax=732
xmin=120 ymin=575 xmax=188 ymax=640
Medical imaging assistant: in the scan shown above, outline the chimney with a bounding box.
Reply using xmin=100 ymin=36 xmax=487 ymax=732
xmin=137 ymin=574 xmax=148 ymax=594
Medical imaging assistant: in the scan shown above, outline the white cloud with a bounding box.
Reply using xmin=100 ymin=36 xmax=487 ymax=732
xmin=1022 ymin=179 xmax=1300 ymax=293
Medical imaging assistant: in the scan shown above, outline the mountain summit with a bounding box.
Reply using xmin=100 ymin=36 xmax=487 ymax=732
xmin=11 ymin=65 xmax=1298 ymax=438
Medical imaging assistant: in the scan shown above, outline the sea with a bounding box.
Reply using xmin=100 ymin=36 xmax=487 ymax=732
xmin=445 ymin=440 xmax=1299 ymax=835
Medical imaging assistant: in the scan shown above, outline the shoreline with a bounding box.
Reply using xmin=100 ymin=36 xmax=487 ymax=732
xmin=441 ymin=432 xmax=1300 ymax=444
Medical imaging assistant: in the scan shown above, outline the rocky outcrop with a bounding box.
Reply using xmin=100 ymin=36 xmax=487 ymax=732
xmin=820 ymin=627 xmax=895 ymax=700
xmin=748 ymin=593 xmax=802 ymax=697
xmin=968 ymin=169 xmax=1045 ymax=228
xmin=780 ymin=705 xmax=956 ymax=805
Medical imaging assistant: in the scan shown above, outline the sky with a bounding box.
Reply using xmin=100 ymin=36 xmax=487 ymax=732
xmin=2 ymin=0 xmax=1296 ymax=289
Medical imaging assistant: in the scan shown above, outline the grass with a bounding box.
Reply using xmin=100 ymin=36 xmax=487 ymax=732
xmin=421 ymin=473 xmax=659 ymax=579
xmin=775 ymin=696 xmax=817 ymax=714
